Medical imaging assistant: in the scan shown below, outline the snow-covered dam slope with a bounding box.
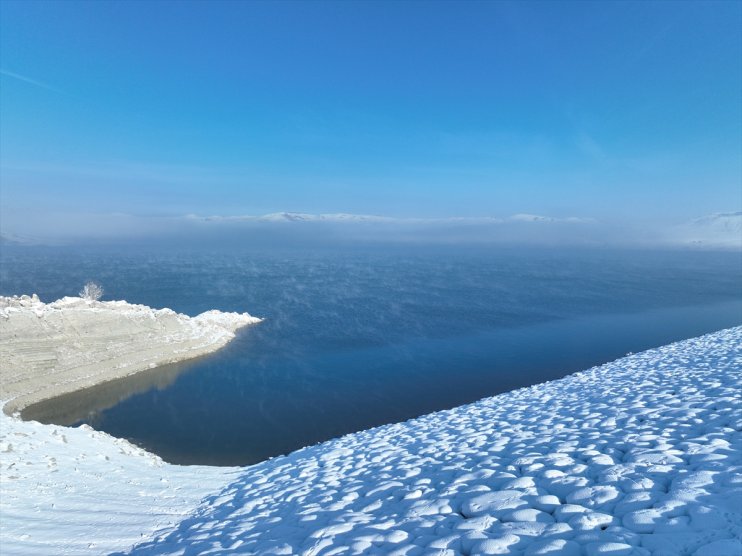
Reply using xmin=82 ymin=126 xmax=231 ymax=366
xmin=128 ymin=327 xmax=742 ymax=556
xmin=1 ymin=322 xmax=740 ymax=555
xmin=0 ymin=295 xmax=262 ymax=414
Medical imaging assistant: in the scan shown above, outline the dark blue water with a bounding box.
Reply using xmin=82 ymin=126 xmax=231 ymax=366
xmin=2 ymin=246 xmax=741 ymax=465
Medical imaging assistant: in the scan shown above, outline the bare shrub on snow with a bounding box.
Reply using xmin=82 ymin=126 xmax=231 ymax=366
xmin=80 ymin=281 xmax=104 ymax=301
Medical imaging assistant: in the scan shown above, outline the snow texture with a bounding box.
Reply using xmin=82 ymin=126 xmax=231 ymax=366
xmin=0 ymin=413 xmax=237 ymax=555
xmin=2 ymin=326 xmax=741 ymax=556
xmin=0 ymin=294 xmax=262 ymax=414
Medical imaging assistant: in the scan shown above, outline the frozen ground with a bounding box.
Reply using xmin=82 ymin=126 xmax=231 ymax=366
xmin=1 ymin=323 xmax=741 ymax=555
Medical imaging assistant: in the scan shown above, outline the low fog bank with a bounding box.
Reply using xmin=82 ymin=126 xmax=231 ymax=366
xmin=1 ymin=211 xmax=740 ymax=251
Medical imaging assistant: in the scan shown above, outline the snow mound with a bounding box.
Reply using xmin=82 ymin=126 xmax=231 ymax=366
xmin=0 ymin=295 xmax=262 ymax=414
xmin=0 ymin=410 xmax=237 ymax=556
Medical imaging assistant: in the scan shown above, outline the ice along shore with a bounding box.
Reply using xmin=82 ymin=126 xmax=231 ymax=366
xmin=0 ymin=295 xmax=740 ymax=555
xmin=0 ymin=294 xmax=262 ymax=416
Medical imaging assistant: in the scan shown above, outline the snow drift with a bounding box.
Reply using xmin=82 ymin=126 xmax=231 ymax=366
xmin=0 ymin=295 xmax=262 ymax=415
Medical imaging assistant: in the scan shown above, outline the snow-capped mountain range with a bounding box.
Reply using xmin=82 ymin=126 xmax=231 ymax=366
xmin=1 ymin=211 xmax=739 ymax=248
xmin=185 ymin=212 xmax=594 ymax=225
xmin=671 ymin=212 xmax=742 ymax=249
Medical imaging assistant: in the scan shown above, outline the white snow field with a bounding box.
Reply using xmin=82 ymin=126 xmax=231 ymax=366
xmin=2 ymin=320 xmax=741 ymax=555
xmin=0 ymin=411 xmax=238 ymax=555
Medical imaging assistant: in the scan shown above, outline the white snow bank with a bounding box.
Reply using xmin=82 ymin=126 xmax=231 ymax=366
xmin=127 ymin=327 xmax=742 ymax=556
xmin=0 ymin=411 xmax=237 ymax=555
xmin=0 ymin=294 xmax=262 ymax=414
xmin=1 ymin=326 xmax=740 ymax=555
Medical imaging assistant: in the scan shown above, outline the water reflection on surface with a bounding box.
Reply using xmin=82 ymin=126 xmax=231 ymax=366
xmin=21 ymin=358 xmax=201 ymax=426
xmin=4 ymin=247 xmax=741 ymax=466
xmin=19 ymin=300 xmax=742 ymax=466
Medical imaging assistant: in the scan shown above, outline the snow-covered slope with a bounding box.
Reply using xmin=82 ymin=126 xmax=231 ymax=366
xmin=671 ymin=212 xmax=742 ymax=249
xmin=0 ymin=295 xmax=262 ymax=415
xmin=0 ymin=414 xmax=237 ymax=556
xmin=2 ymin=326 xmax=740 ymax=555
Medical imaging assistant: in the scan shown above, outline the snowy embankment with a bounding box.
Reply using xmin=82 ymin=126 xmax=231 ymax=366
xmin=0 ymin=294 xmax=261 ymax=555
xmin=0 ymin=302 xmax=740 ymax=555
xmin=0 ymin=295 xmax=262 ymax=414
xmin=123 ymin=327 xmax=742 ymax=556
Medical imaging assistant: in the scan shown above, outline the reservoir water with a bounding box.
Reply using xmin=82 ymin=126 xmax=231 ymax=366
xmin=3 ymin=246 xmax=740 ymax=465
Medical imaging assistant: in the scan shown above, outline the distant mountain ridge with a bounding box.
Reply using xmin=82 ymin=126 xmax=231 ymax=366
xmin=673 ymin=212 xmax=742 ymax=248
xmin=186 ymin=211 xmax=593 ymax=225
xmin=2 ymin=211 xmax=739 ymax=249
xmin=258 ymin=212 xmax=395 ymax=223
xmin=0 ymin=232 xmax=44 ymax=246
xmin=691 ymin=212 xmax=742 ymax=231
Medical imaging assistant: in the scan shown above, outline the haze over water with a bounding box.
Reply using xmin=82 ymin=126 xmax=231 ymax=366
xmin=4 ymin=245 xmax=740 ymax=465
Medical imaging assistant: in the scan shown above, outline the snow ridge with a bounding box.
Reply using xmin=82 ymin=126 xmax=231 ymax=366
xmin=0 ymin=295 xmax=262 ymax=414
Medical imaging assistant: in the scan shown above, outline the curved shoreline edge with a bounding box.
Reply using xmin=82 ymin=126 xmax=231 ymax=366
xmin=0 ymin=295 xmax=262 ymax=416
xmin=130 ymin=326 xmax=741 ymax=556
xmin=0 ymin=311 xmax=740 ymax=555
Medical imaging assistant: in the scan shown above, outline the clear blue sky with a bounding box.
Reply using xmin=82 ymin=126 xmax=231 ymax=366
xmin=1 ymin=0 xmax=740 ymax=234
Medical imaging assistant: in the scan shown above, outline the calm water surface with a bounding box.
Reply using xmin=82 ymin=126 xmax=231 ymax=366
xmin=3 ymin=246 xmax=741 ymax=465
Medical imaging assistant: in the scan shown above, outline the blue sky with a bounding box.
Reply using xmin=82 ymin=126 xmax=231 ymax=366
xmin=0 ymin=0 xmax=740 ymax=240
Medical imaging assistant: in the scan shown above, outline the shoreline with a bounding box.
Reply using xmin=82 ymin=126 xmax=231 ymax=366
xmin=0 ymin=325 xmax=739 ymax=555
xmin=0 ymin=295 xmax=262 ymax=416
xmin=18 ymin=352 xmax=217 ymax=426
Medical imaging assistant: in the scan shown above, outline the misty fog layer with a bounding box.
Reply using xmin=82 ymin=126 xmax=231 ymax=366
xmin=2 ymin=210 xmax=740 ymax=250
